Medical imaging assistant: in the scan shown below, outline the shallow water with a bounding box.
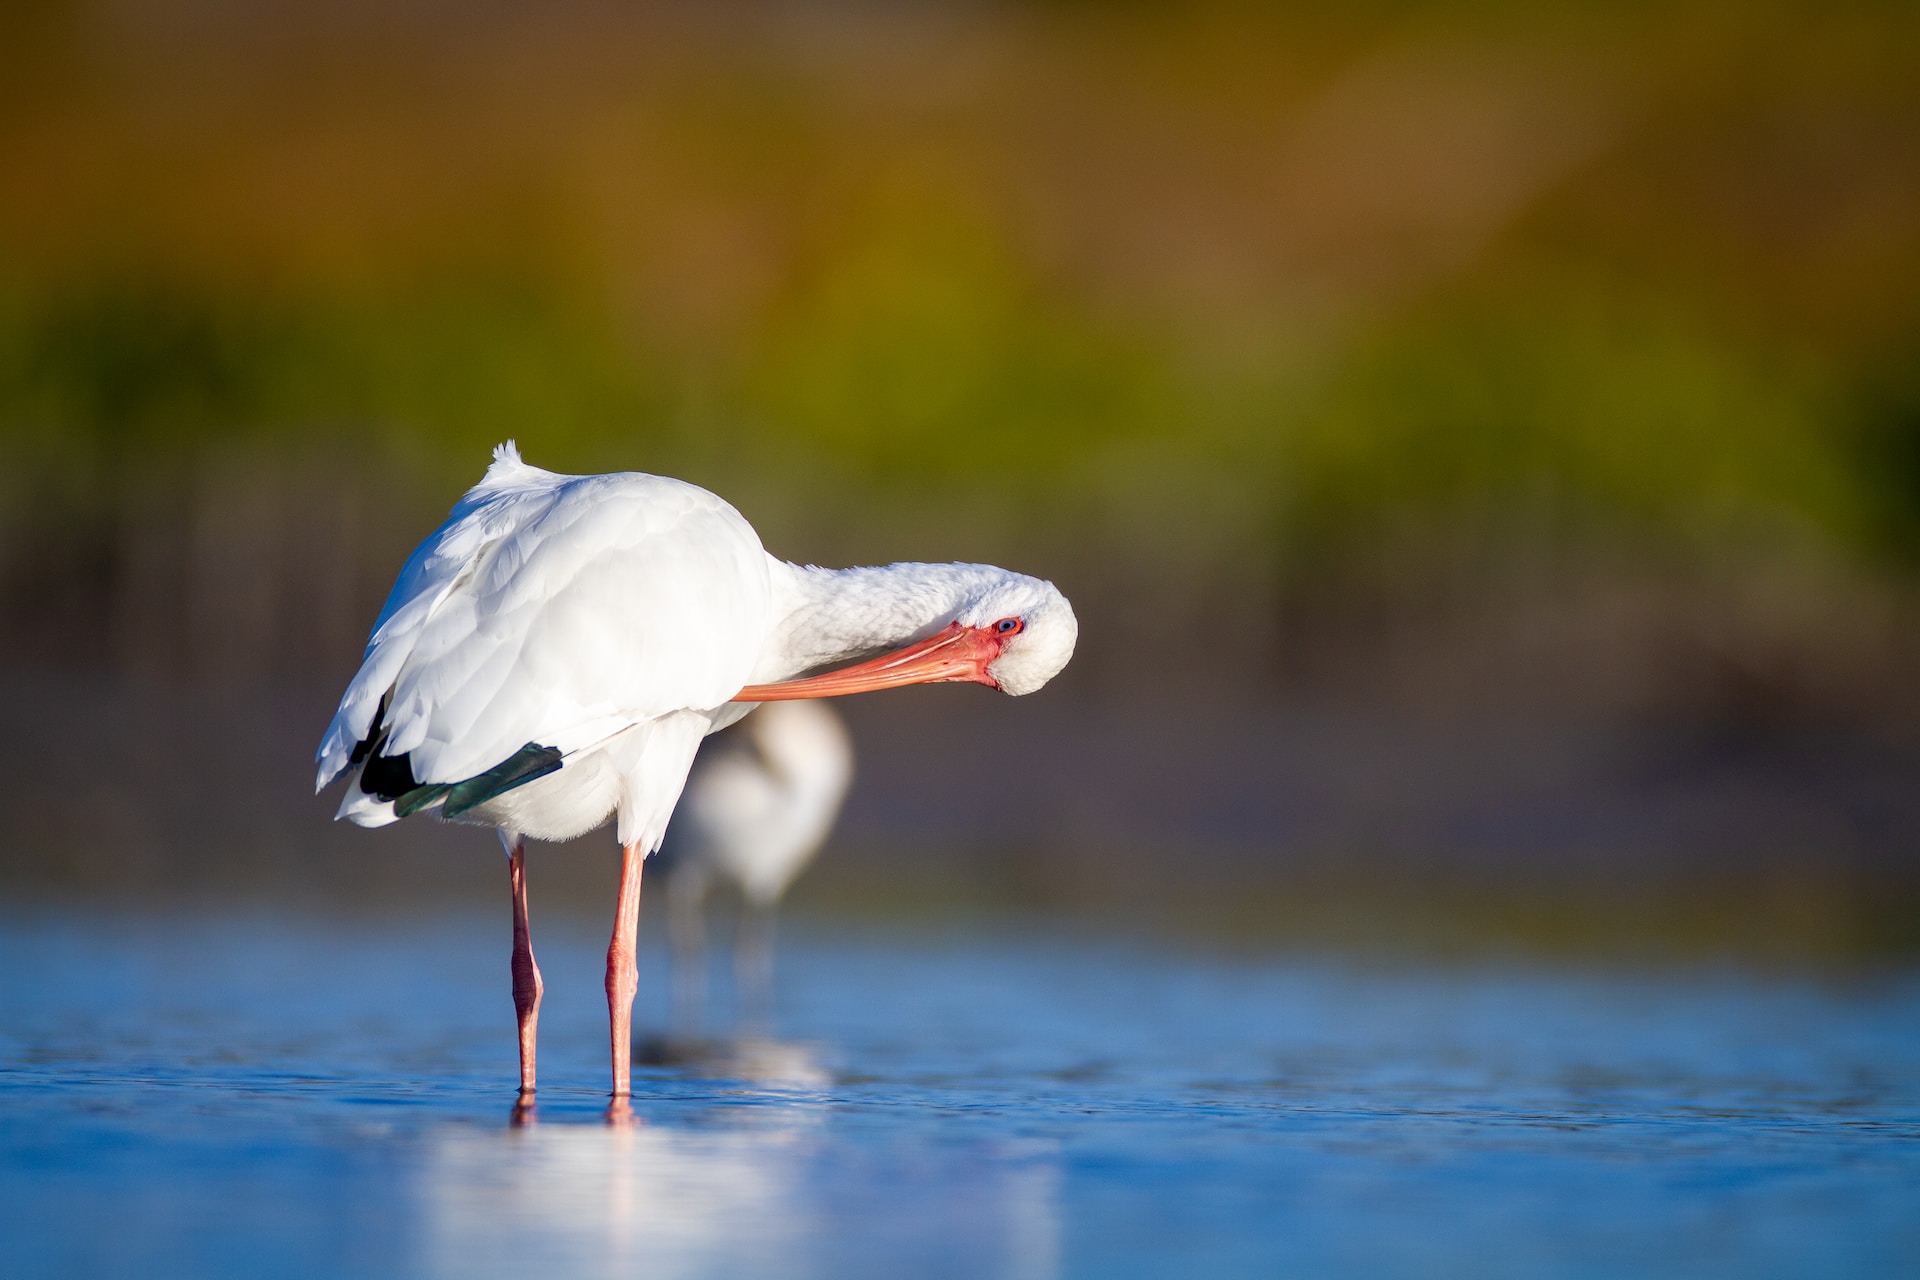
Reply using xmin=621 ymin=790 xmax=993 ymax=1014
xmin=2 ymin=905 xmax=1917 ymax=1279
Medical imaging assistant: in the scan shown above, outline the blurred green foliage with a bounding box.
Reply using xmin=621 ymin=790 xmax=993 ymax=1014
xmin=0 ymin=1 xmax=1916 ymax=946
xmin=0 ymin=0 xmax=1914 ymax=692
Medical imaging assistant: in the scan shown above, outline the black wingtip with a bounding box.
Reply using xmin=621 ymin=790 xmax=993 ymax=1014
xmin=393 ymin=782 xmax=452 ymax=818
xmin=441 ymin=744 xmax=566 ymax=819
xmin=359 ymin=746 xmax=420 ymax=802
xmin=361 ymin=741 xmax=563 ymax=821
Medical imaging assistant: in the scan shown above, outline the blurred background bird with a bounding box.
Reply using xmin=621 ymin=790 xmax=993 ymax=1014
xmin=663 ymin=701 xmax=854 ymax=1024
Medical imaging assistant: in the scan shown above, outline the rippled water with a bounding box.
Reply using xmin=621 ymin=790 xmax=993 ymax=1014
xmin=3 ymin=904 xmax=1917 ymax=1278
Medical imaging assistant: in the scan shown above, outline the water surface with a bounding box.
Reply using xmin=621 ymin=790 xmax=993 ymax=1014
xmin=3 ymin=905 xmax=1916 ymax=1278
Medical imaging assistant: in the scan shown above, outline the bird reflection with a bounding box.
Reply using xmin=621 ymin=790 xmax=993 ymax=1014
xmin=509 ymin=1095 xmax=645 ymax=1130
xmin=633 ymin=1033 xmax=834 ymax=1090
xmin=424 ymin=1105 xmax=1061 ymax=1280
xmin=507 ymin=1039 xmax=825 ymax=1131
xmin=429 ymin=1109 xmax=826 ymax=1278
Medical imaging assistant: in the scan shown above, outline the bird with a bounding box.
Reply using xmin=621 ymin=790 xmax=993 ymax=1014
xmin=664 ymin=700 xmax=854 ymax=1023
xmin=315 ymin=443 xmax=1077 ymax=1109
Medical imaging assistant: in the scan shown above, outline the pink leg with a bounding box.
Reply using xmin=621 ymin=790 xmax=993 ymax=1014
xmin=606 ymin=841 xmax=645 ymax=1098
xmin=508 ymin=840 xmax=544 ymax=1096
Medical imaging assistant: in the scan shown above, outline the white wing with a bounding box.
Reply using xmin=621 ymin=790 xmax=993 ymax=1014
xmin=316 ymin=444 xmax=771 ymax=791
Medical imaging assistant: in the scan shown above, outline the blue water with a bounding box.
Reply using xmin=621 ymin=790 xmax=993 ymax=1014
xmin=2 ymin=905 xmax=1917 ymax=1279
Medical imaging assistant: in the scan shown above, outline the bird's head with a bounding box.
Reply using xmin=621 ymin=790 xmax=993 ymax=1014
xmin=733 ymin=570 xmax=1077 ymax=703
xmin=951 ymin=574 xmax=1078 ymax=696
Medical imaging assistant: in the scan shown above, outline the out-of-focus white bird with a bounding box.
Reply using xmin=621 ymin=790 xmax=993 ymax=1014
xmin=315 ymin=444 xmax=1076 ymax=1111
xmin=666 ymin=701 xmax=854 ymax=1018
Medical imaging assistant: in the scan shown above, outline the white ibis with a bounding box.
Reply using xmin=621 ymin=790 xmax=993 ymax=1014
xmin=666 ymin=700 xmax=854 ymax=1019
xmin=315 ymin=444 xmax=1076 ymax=1107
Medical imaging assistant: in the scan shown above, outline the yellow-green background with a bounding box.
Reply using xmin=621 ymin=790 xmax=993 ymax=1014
xmin=2 ymin=0 xmax=1916 ymax=954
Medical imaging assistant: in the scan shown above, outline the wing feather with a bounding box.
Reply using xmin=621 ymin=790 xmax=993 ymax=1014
xmin=315 ymin=454 xmax=770 ymax=793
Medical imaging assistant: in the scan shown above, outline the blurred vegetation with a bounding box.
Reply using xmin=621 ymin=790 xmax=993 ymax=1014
xmin=0 ymin=0 xmax=1916 ymax=945
xmin=2 ymin=2 xmax=1916 ymax=680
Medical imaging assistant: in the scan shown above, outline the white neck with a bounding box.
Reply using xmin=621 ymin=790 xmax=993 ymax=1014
xmin=753 ymin=560 xmax=1011 ymax=682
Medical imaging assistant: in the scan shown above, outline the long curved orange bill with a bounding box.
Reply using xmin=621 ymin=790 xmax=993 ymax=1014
xmin=732 ymin=622 xmax=1001 ymax=702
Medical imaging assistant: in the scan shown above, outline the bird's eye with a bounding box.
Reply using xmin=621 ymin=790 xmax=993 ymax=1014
xmin=994 ymin=617 xmax=1023 ymax=635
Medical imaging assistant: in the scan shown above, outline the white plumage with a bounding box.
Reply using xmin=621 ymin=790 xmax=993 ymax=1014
xmin=317 ymin=445 xmax=769 ymax=849
xmin=676 ymin=701 xmax=854 ymax=908
xmin=315 ymin=443 xmax=1077 ymax=1104
xmin=666 ymin=702 xmax=854 ymax=1017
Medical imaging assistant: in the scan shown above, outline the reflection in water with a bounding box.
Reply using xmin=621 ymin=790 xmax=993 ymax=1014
xmin=421 ymin=1096 xmax=1060 ymax=1280
xmin=423 ymin=1113 xmax=815 ymax=1279
xmin=634 ymin=1034 xmax=835 ymax=1090
xmin=5 ymin=909 xmax=1917 ymax=1279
